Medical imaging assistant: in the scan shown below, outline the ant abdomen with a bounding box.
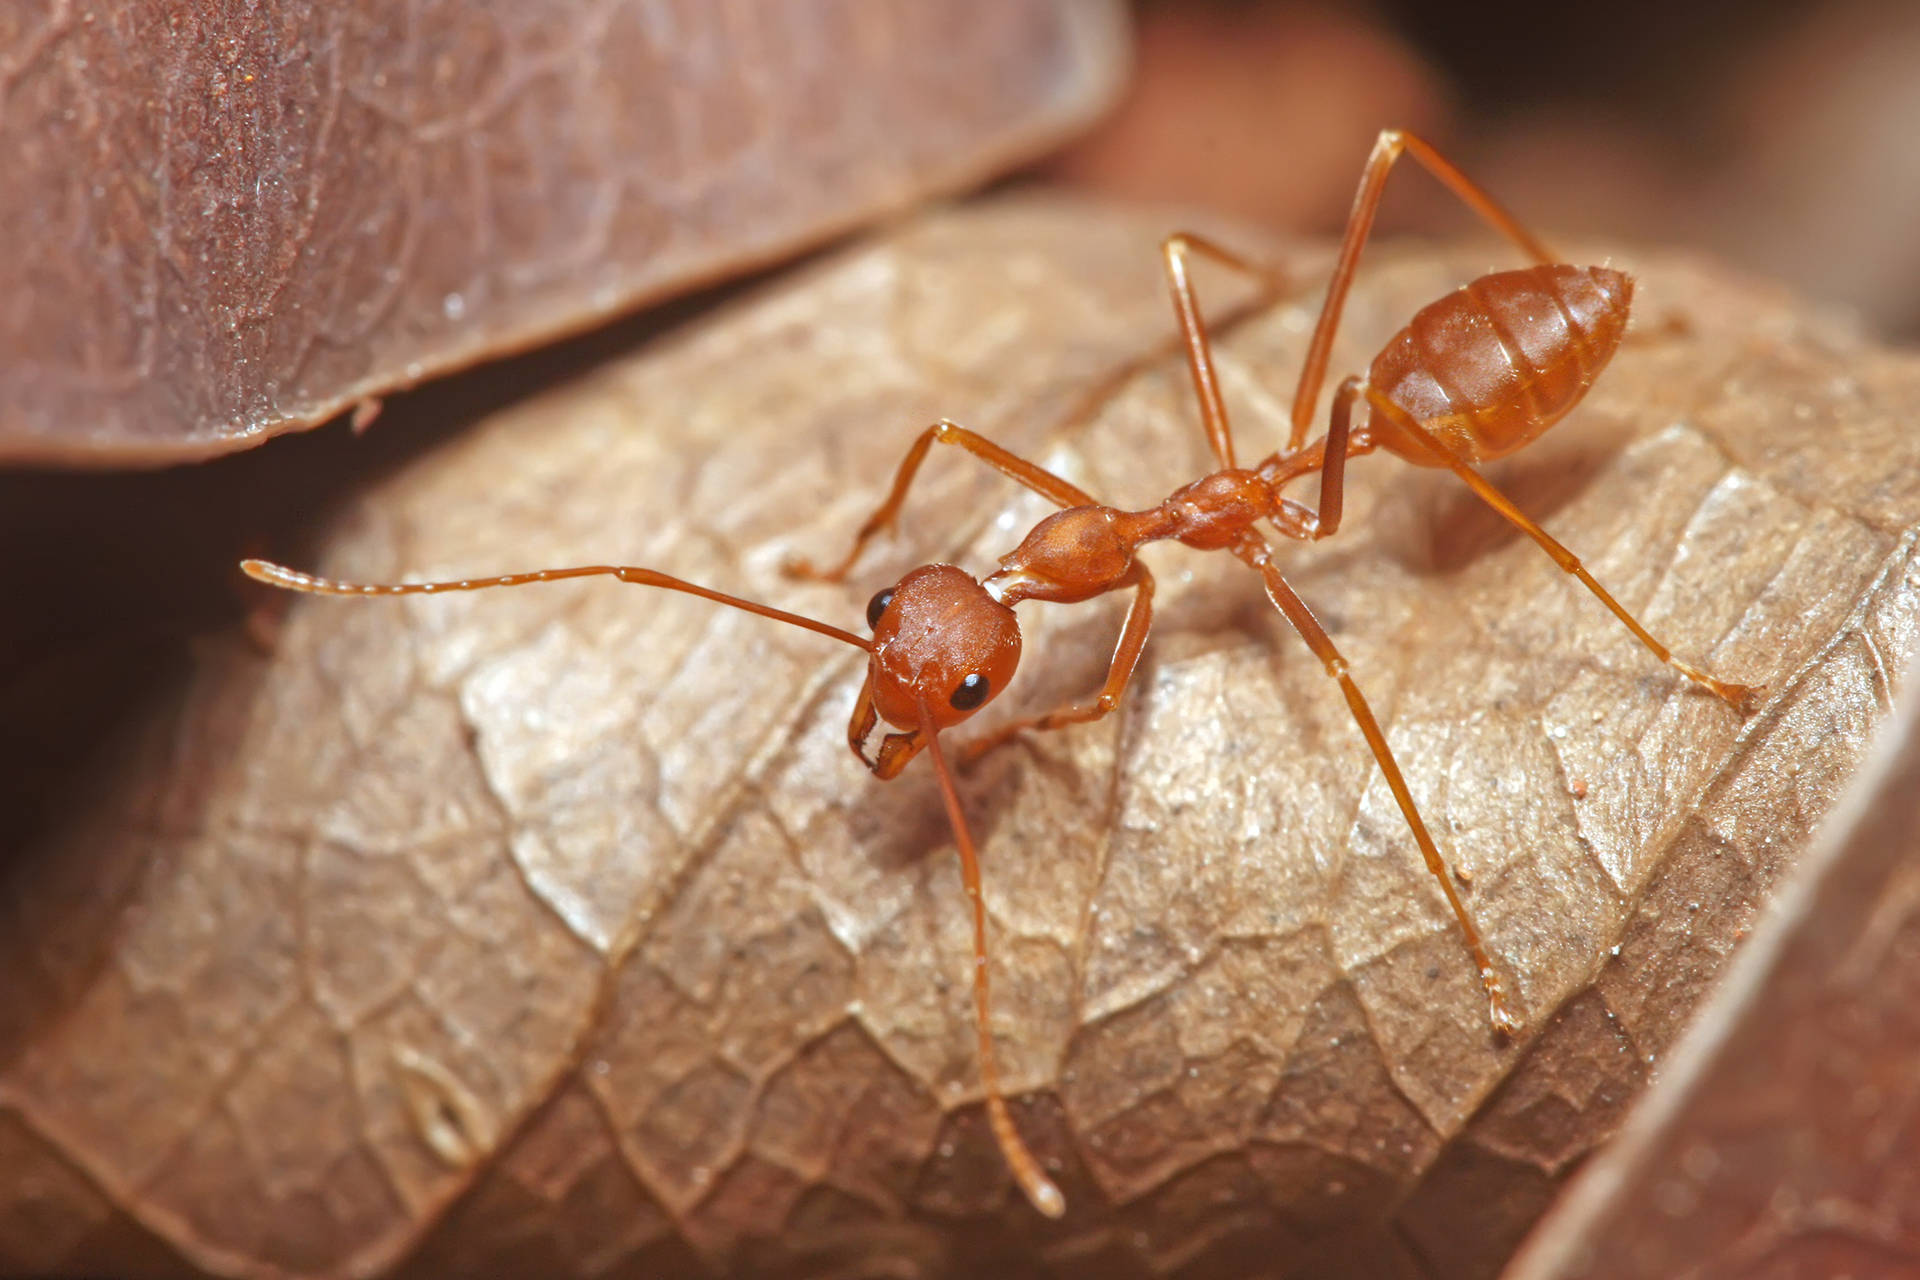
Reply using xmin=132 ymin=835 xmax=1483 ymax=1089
xmin=1368 ymin=264 xmax=1633 ymax=465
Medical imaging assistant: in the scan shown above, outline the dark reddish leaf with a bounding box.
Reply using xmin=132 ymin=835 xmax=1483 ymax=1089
xmin=0 ymin=0 xmax=1125 ymax=465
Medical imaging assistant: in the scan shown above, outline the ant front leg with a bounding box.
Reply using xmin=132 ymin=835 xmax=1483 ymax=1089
xmin=959 ymin=563 xmax=1155 ymax=764
xmin=1360 ymin=388 xmax=1763 ymax=713
xmin=1289 ymin=129 xmax=1557 ymax=453
xmin=786 ymin=420 xmax=1096 ymax=583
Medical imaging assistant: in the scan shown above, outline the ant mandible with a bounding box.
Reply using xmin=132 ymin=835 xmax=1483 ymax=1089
xmin=243 ymin=130 xmax=1762 ymax=1220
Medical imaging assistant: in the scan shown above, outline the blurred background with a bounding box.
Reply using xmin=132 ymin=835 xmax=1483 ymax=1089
xmin=1055 ymin=0 xmax=1920 ymax=337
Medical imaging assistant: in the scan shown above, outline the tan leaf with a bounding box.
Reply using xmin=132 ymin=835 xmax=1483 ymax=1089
xmin=1508 ymin=640 xmax=1920 ymax=1276
xmin=4 ymin=196 xmax=1918 ymax=1279
xmin=0 ymin=0 xmax=1125 ymax=466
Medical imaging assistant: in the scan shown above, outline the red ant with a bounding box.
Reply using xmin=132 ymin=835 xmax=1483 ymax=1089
xmin=243 ymin=131 xmax=1762 ymax=1219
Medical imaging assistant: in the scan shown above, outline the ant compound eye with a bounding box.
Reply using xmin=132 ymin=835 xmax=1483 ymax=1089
xmin=949 ymin=673 xmax=991 ymax=711
xmin=866 ymin=588 xmax=895 ymax=630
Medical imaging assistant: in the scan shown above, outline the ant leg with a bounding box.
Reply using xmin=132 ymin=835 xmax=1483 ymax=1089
xmin=1310 ymin=376 xmax=1370 ymax=539
xmin=1234 ymin=539 xmax=1519 ymax=1035
xmin=959 ymin=564 xmax=1155 ymax=764
xmin=1263 ymin=376 xmax=1373 ymax=544
xmin=1294 ymin=376 xmax=1369 ymax=540
xmin=1289 ymin=129 xmax=1557 ymax=454
xmin=1161 ymin=232 xmax=1292 ymax=470
xmin=786 ymin=419 xmax=1096 ymax=583
xmin=1060 ymin=290 xmax=1282 ymax=448
xmin=1360 ymin=388 xmax=1763 ymax=712
xmin=922 ymin=717 xmax=1067 ymax=1217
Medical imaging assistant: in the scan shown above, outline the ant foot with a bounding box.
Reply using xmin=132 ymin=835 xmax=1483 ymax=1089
xmin=1673 ymin=659 xmax=1763 ymax=716
xmin=1720 ymin=681 xmax=1765 ymax=716
xmin=1487 ymin=983 xmax=1522 ymax=1038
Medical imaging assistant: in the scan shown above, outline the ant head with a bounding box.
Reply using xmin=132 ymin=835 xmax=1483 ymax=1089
xmin=863 ymin=563 xmax=1021 ymax=739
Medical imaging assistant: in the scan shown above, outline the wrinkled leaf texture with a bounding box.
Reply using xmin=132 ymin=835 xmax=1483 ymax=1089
xmin=1510 ymin=648 xmax=1920 ymax=1276
xmin=4 ymin=198 xmax=1919 ymax=1279
xmin=0 ymin=0 xmax=1124 ymax=464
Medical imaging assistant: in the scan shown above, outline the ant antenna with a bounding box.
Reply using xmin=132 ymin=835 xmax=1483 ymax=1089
xmin=239 ymin=559 xmax=874 ymax=652
xmin=921 ymin=703 xmax=1066 ymax=1218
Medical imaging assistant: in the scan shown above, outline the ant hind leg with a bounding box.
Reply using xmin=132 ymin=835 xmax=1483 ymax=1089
xmin=1359 ymin=388 xmax=1762 ymax=713
xmin=1288 ymin=129 xmax=1558 ymax=454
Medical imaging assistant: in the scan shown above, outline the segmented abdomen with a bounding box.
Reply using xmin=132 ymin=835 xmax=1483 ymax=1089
xmin=1368 ymin=264 xmax=1632 ymax=466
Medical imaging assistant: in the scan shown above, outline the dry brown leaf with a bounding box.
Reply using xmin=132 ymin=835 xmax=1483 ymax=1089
xmin=1506 ymin=650 xmax=1920 ymax=1277
xmin=0 ymin=0 xmax=1124 ymax=466
xmin=4 ymin=196 xmax=1919 ymax=1279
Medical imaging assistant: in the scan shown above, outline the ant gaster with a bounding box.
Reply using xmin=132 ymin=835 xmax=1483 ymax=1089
xmin=244 ymin=131 xmax=1762 ymax=1219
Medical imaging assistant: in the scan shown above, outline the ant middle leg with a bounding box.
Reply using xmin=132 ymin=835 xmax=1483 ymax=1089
xmin=1307 ymin=376 xmax=1368 ymax=540
xmin=1264 ymin=375 xmax=1372 ymax=544
xmin=1233 ymin=537 xmax=1519 ymax=1035
xmin=786 ymin=419 xmax=1096 ymax=583
xmin=959 ymin=563 xmax=1156 ymax=764
xmin=1360 ymin=388 xmax=1762 ymax=713
xmin=1289 ymin=130 xmax=1558 ymax=453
